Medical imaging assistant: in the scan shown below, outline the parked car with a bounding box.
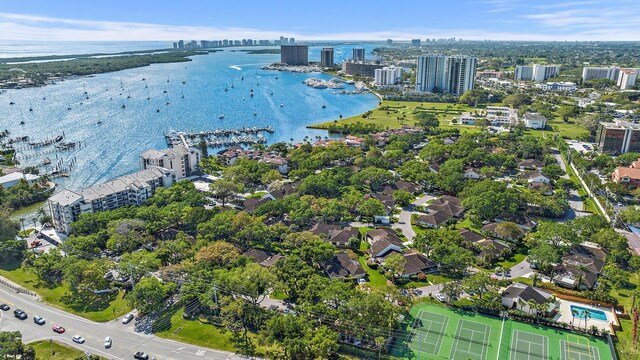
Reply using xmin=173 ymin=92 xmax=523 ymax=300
xmin=122 ymin=313 xmax=134 ymax=324
xmin=104 ymin=337 xmax=112 ymax=348
xmin=133 ymin=351 xmax=150 ymax=360
xmin=33 ymin=316 xmax=46 ymax=325
xmin=357 ymin=278 xmax=367 ymax=284
xmin=30 ymin=240 xmax=41 ymax=247
xmin=72 ymin=335 xmax=85 ymax=344
xmin=52 ymin=325 xmax=65 ymax=333
xmin=0 ymin=304 xmax=9 ymax=311
xmin=13 ymin=309 xmax=27 ymax=320
xmin=435 ymin=293 xmax=446 ymax=302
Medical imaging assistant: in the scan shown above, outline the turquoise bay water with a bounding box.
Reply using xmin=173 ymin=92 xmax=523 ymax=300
xmin=0 ymin=46 xmax=379 ymax=190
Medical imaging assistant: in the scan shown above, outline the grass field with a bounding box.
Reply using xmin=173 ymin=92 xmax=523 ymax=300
xmin=29 ymin=340 xmax=105 ymax=360
xmin=391 ymin=303 xmax=611 ymax=360
xmin=155 ymin=307 xmax=275 ymax=356
xmin=0 ymin=264 xmax=130 ymax=322
xmin=309 ymin=100 xmax=590 ymax=140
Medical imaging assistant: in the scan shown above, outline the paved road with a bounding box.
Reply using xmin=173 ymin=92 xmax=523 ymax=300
xmin=553 ymin=150 xmax=585 ymax=213
xmin=392 ymin=194 xmax=436 ymax=242
xmin=0 ymin=283 xmax=249 ymax=360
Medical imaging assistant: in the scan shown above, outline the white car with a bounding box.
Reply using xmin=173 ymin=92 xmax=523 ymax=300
xmin=72 ymin=335 xmax=85 ymax=344
xmin=104 ymin=336 xmax=112 ymax=348
xmin=122 ymin=313 xmax=134 ymax=324
xmin=358 ymin=278 xmax=367 ymax=284
xmin=435 ymin=293 xmax=446 ymax=302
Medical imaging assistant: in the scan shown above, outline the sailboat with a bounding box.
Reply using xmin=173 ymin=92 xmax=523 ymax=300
xmin=97 ymin=119 xmax=103 ymax=125
xmin=127 ymin=91 xmax=131 ymax=99
xmin=146 ymin=88 xmax=150 ymax=100
xmin=163 ymin=88 xmax=168 ymax=94
xmin=9 ymin=94 xmax=15 ymax=105
xmin=322 ymin=104 xmax=327 ymax=108
xmin=29 ymin=101 xmax=33 ymax=112
xmin=167 ymin=76 xmax=170 ymax=83
xmin=241 ymin=76 xmax=244 ymax=81
xmin=224 ymin=86 xmax=228 ymax=92
xmin=83 ymin=83 xmax=88 ymax=95
xmin=269 ymin=91 xmax=273 ymax=95
xmin=218 ymin=107 xmax=224 ymax=119
xmin=19 ymin=109 xmax=25 ymax=125
xmin=231 ymin=80 xmax=235 ymax=89
xmin=181 ymin=88 xmax=185 ymax=99
xmin=120 ymin=81 xmax=124 ymax=90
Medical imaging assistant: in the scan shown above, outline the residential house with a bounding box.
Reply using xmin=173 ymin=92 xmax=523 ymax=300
xmin=244 ymin=249 xmax=285 ymax=268
xmin=552 ymin=244 xmax=606 ymax=290
xmin=520 ymin=171 xmax=551 ymax=184
xmin=427 ymin=196 xmax=464 ymax=218
xmin=415 ymin=212 xmax=450 ymax=229
xmin=218 ymin=146 xmax=290 ymax=174
xmin=501 ymin=283 xmax=557 ymax=315
xmin=519 ymin=159 xmax=545 ymax=171
xmin=481 ymin=222 xmax=525 ymax=243
xmin=361 ymin=193 xmax=395 ymax=215
xmin=463 ymin=168 xmax=483 ymax=180
xmin=495 ymin=214 xmax=537 ymax=232
xmin=612 ymin=166 xmax=640 ymax=188
xmin=379 ymin=251 xmax=437 ymax=278
xmin=459 ymin=229 xmax=511 ymax=263
xmin=365 ymin=229 xmax=404 ymax=258
xmin=243 ymin=196 xmax=272 ymax=214
xmin=310 ymin=224 xmax=359 ymax=247
xmin=324 ymin=252 xmax=366 ymax=280
xmin=269 ymin=181 xmax=300 ymax=199
xmin=381 ymin=180 xmax=421 ymax=195
xmin=0 ymin=172 xmax=40 ymax=189
xmin=528 ymin=181 xmax=553 ymax=195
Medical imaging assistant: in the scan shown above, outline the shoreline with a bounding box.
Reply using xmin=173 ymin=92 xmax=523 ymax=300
xmin=0 ymin=49 xmax=210 ymax=89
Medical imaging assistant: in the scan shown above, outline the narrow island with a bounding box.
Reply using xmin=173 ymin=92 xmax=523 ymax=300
xmin=0 ymin=49 xmax=213 ymax=88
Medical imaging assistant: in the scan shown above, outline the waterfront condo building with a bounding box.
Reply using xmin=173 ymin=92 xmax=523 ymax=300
xmin=374 ymin=66 xmax=403 ymax=86
xmin=341 ymin=61 xmax=384 ymax=78
xmin=48 ymin=168 xmax=174 ymax=234
xmin=618 ymin=69 xmax=638 ymax=90
xmin=596 ymin=120 xmax=640 ymax=155
xmin=280 ymin=44 xmax=309 ymax=65
xmin=352 ymin=48 xmax=365 ymax=62
xmin=320 ymin=47 xmax=334 ymax=67
xmin=582 ymin=66 xmax=620 ymax=81
xmin=411 ymin=39 xmax=421 ymax=46
xmin=515 ymin=64 xmax=559 ymax=82
xmin=415 ymin=54 xmax=476 ymax=95
xmin=140 ymin=144 xmax=201 ymax=181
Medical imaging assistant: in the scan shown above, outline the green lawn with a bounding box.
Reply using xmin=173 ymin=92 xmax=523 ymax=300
xmin=29 ymin=340 xmax=105 ymax=360
xmin=9 ymin=201 xmax=47 ymax=221
xmin=156 ymin=307 xmax=275 ymax=356
xmin=0 ymin=265 xmax=130 ymax=322
xmin=309 ymin=101 xmax=478 ymax=130
xmin=610 ymin=271 xmax=640 ymax=360
xmin=425 ymin=273 xmax=454 ymax=285
xmin=357 ymin=256 xmax=391 ymax=289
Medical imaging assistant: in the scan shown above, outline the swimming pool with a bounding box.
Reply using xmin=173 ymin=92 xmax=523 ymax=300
xmin=570 ymin=305 xmax=608 ymax=321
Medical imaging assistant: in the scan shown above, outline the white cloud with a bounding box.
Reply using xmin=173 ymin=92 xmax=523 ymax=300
xmin=1 ymin=11 xmax=640 ymax=42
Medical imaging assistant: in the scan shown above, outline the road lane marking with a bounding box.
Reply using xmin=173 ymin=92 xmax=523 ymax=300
xmin=197 ymin=349 xmax=206 ymax=356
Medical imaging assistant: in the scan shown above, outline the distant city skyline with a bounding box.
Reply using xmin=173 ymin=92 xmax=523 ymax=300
xmin=1 ymin=0 xmax=640 ymax=41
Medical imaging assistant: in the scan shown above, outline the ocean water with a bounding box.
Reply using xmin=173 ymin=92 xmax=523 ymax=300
xmin=0 ymin=44 xmax=380 ymax=190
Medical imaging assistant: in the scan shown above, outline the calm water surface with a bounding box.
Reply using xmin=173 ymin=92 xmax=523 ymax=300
xmin=0 ymin=44 xmax=380 ymax=190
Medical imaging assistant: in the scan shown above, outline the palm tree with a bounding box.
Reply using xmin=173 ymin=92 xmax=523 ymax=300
xmin=584 ymin=310 xmax=591 ymax=331
xmin=18 ymin=217 xmax=25 ymax=231
xmin=527 ymin=299 xmax=537 ymax=315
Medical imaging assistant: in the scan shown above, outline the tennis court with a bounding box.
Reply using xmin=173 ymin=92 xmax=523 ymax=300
xmin=449 ymin=319 xmax=491 ymax=360
xmin=409 ymin=309 xmax=449 ymax=356
xmin=391 ymin=303 xmax=612 ymax=360
xmin=510 ymin=330 xmax=548 ymax=360
xmin=560 ymin=334 xmax=602 ymax=360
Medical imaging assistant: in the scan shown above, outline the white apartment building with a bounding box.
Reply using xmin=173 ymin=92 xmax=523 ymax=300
xmin=522 ymin=113 xmax=547 ymax=129
xmin=374 ymin=66 xmax=403 ymax=86
xmin=535 ymin=82 xmax=577 ymax=92
xmin=415 ymin=54 xmax=476 ymax=95
xmin=582 ymin=66 xmax=619 ymax=81
xmin=618 ymin=69 xmax=638 ymax=90
xmin=515 ymin=64 xmax=559 ymax=82
xmin=140 ymin=144 xmax=201 ymax=181
xmin=48 ymin=168 xmax=174 ymax=234
xmin=459 ymin=106 xmax=518 ymax=127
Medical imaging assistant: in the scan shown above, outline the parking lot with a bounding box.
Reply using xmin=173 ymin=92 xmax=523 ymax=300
xmin=566 ymin=140 xmax=596 ymax=154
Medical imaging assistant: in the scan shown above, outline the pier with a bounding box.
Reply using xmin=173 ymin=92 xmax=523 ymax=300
xmin=164 ymin=127 xmax=274 ymax=148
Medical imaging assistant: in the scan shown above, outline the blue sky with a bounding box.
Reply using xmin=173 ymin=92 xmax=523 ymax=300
xmin=1 ymin=0 xmax=638 ymax=41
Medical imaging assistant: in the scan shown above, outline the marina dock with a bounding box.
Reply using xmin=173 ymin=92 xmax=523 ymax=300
xmin=164 ymin=126 xmax=274 ymax=148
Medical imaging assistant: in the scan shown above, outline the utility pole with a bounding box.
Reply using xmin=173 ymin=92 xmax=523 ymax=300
xmin=129 ymin=264 xmax=135 ymax=288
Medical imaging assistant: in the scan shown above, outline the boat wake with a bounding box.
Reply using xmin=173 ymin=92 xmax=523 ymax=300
xmin=230 ymin=65 xmax=242 ymax=70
